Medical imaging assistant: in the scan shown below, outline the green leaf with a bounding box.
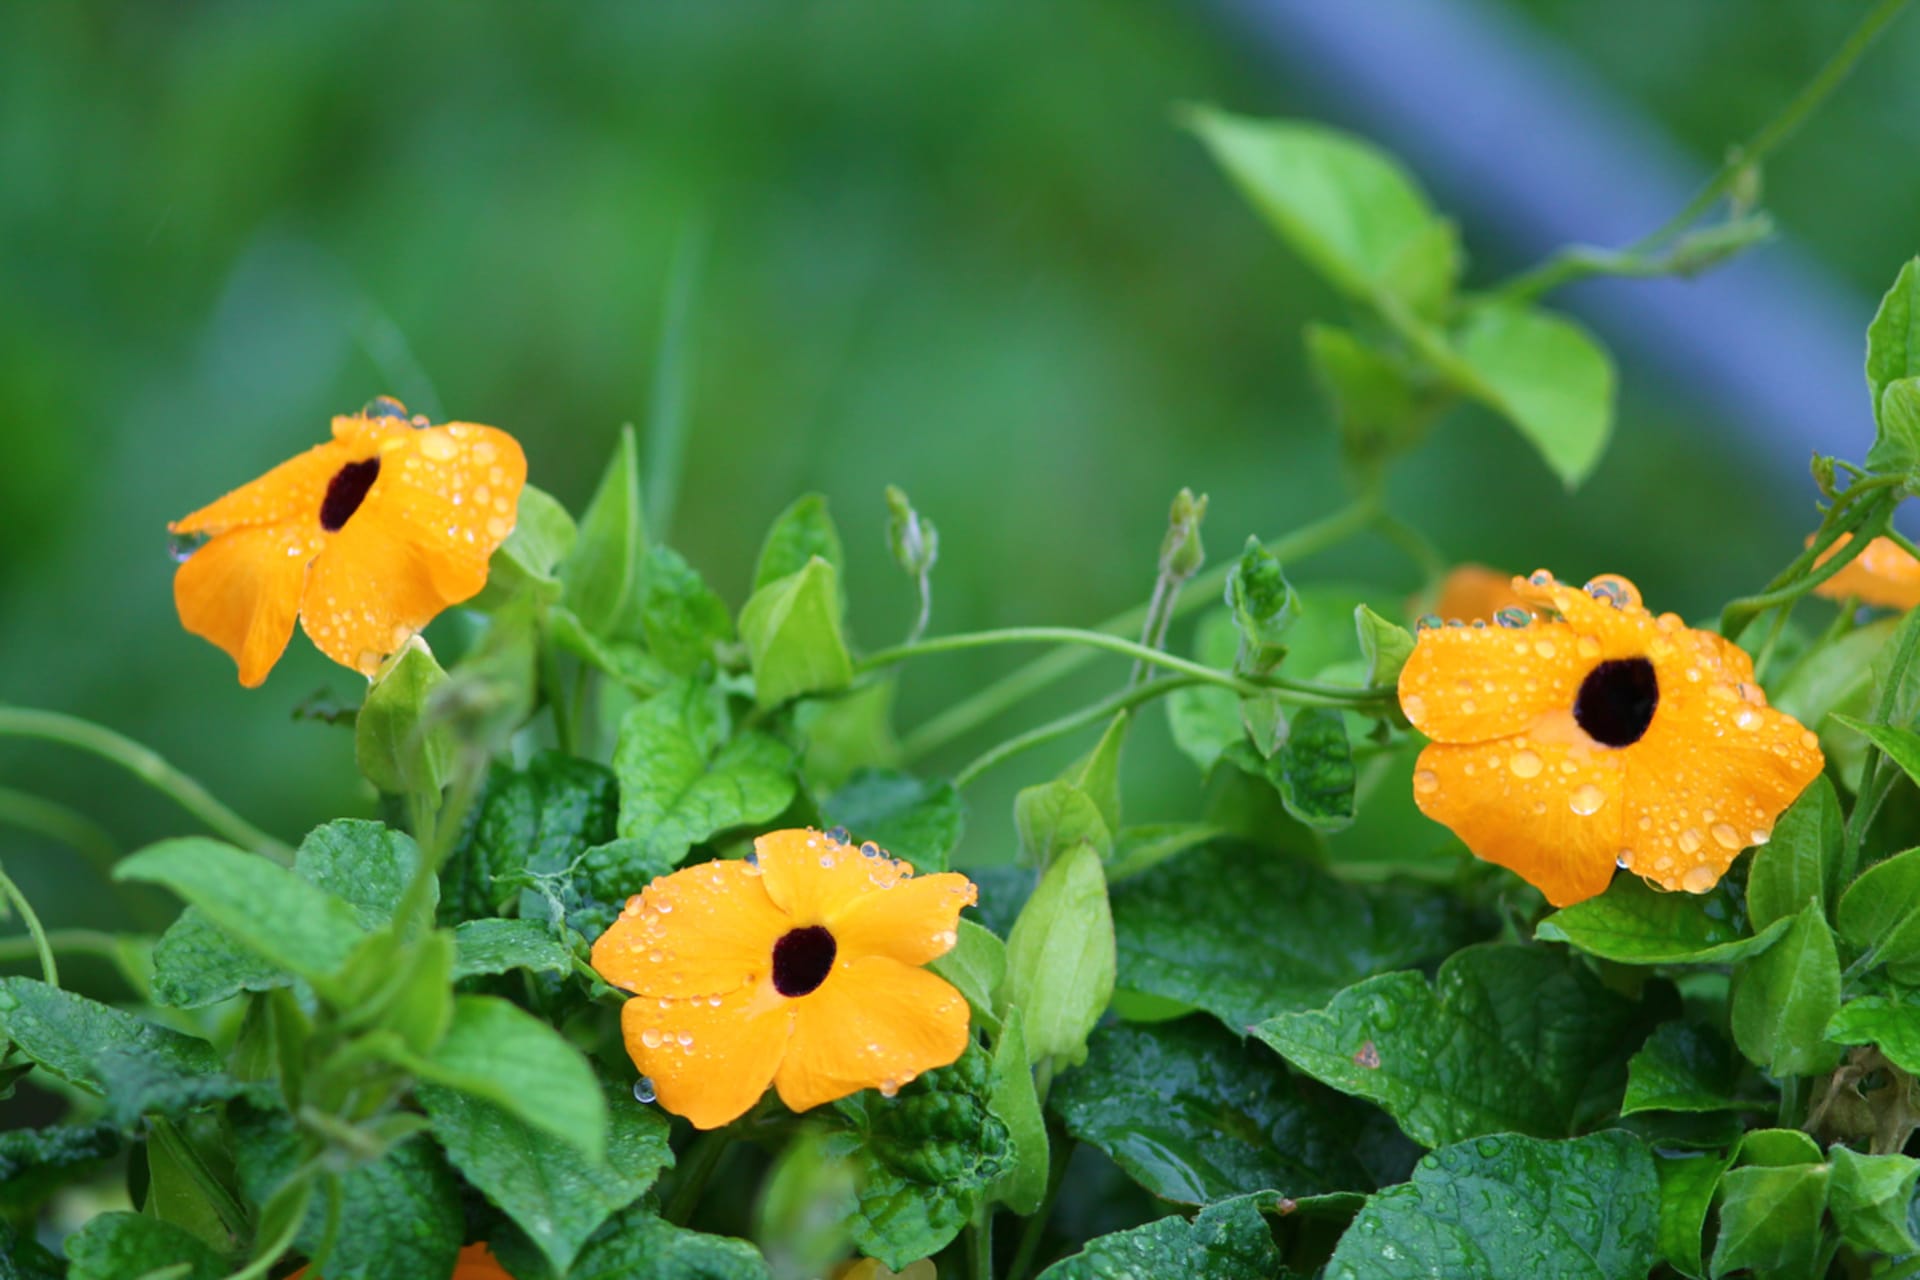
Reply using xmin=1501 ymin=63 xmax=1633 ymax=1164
xmin=450 ymin=918 xmax=573 ymax=981
xmin=477 ymin=483 xmax=578 ymax=607
xmin=1655 ymin=1148 xmax=1735 ymax=1279
xmin=986 ymin=1010 xmax=1049 ymax=1214
xmin=512 ymin=1204 xmax=771 ymax=1280
xmin=441 ymin=752 xmax=619 ymax=923
xmin=1827 ymin=991 xmax=1920 ymax=1073
xmin=0 ymin=979 xmax=235 ymax=1126
xmin=1730 ymin=901 xmax=1842 ymax=1077
xmin=1065 ymin=712 xmax=1128 ymax=836
xmin=1775 ymin=618 xmax=1893 ymax=781
xmin=1834 ymin=711 xmax=1920 ymax=787
xmin=1354 ymin=604 xmax=1415 ymax=690
xmin=1107 ymin=822 xmax=1228 ymax=882
xmin=1113 ymin=841 xmax=1485 ymax=1032
xmin=753 ymin=492 xmax=846 ymax=589
xmin=1838 ymin=845 xmax=1920 ymax=978
xmin=1271 ymin=706 xmax=1355 ymax=831
xmin=1225 ymin=537 xmax=1298 ymax=674
xmin=1324 ymin=1131 xmax=1657 ymax=1280
xmin=1253 ymin=944 xmax=1651 ymax=1147
xmin=1878 ymin=378 xmax=1920 ymax=476
xmin=0 ymin=1122 xmax=121 ymax=1209
xmin=825 ymin=1041 xmax=1009 ymax=1271
xmin=795 ymin=678 xmax=902 ymax=791
xmin=1002 ymin=841 xmax=1114 ymax=1070
xmin=821 ymin=768 xmax=963 ymax=872
xmin=1867 ymin=259 xmax=1920 ymax=415
xmin=1036 ymin=1192 xmax=1284 ymax=1280
xmin=234 ymin=1112 xmax=462 ymax=1280
xmin=1709 ymin=1161 xmax=1829 ymax=1279
xmin=929 ymin=919 xmax=1005 ymax=1032
xmin=1621 ymin=1022 xmax=1751 ymax=1116
xmin=145 ymin=1116 xmax=241 ymax=1254
xmin=739 ymin=557 xmax=854 ymax=708
xmin=1307 ymin=324 xmax=1435 ymax=469
xmin=0 ymin=1221 xmax=63 ymax=1280
xmin=565 ymin=424 xmax=650 ymax=639
xmin=149 ymin=912 xmax=281 ymax=1011
xmin=405 ymin=995 xmax=607 ymax=1163
xmin=63 ymin=1213 xmax=225 ymax=1280
xmin=1747 ymin=773 xmax=1843 ymax=931
xmin=339 ymin=930 xmax=453 ymax=1056
xmin=117 ymin=839 xmax=366 ymax=999
xmin=355 ymin=643 xmax=455 ymax=796
xmin=421 ymin=1080 xmax=672 ymax=1275
xmin=1013 ymin=780 xmax=1112 ymax=870
xmin=1536 ymin=874 xmax=1786 ymax=965
xmin=1828 ymin=1146 xmax=1920 ymax=1254
xmin=635 ymin=546 xmax=735 ymax=676
xmin=1054 ymin=1017 xmax=1397 ymax=1206
xmin=1187 ymin=107 xmax=1459 ymax=315
xmin=751 ymin=1130 xmax=859 ymax=1280
xmin=612 ymin=681 xmax=796 ymax=865
xmin=1167 ymin=611 xmax=1244 ymax=775
xmin=1450 ymin=302 xmax=1615 ymax=489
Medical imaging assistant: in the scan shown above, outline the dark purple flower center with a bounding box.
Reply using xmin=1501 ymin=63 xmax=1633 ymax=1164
xmin=1575 ymin=657 xmax=1659 ymax=747
xmin=772 ymin=925 xmax=836 ymax=997
xmin=320 ymin=458 xmax=381 ymax=532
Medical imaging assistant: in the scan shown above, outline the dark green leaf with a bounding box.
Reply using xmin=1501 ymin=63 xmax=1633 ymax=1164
xmin=822 ymin=768 xmax=963 ymax=872
xmin=753 ymin=492 xmax=845 ymax=590
xmin=1827 ymin=991 xmax=1920 ymax=1074
xmin=739 ymin=557 xmax=853 ymax=708
xmin=1448 ymin=302 xmax=1615 ymax=489
xmin=612 ymin=681 xmax=796 ymax=864
xmin=150 ymin=911 xmax=282 ymax=1010
xmin=825 ymin=1041 xmax=1009 ymax=1271
xmin=1746 ymin=773 xmax=1843 ymax=931
xmin=0 ymin=1221 xmax=62 ymax=1280
xmin=235 ymin=1112 xmax=462 ymax=1280
xmin=1003 ymin=841 xmax=1114 ymax=1070
xmin=1536 ymin=874 xmax=1786 ymax=965
xmin=1655 ymin=1148 xmax=1734 ymax=1279
xmin=410 ymin=995 xmax=606 ymax=1160
xmin=441 ymin=752 xmax=619 ymax=923
xmin=1253 ymin=945 xmax=1651 ymax=1147
xmin=564 ymin=424 xmax=649 ymax=639
xmin=1729 ymin=901 xmax=1842 ymax=1077
xmin=1270 ymin=706 xmax=1355 ymax=831
xmin=1324 ymin=1131 xmax=1657 ymax=1280
xmin=1113 ymin=842 xmax=1486 ymax=1032
xmin=0 ymin=979 xmax=234 ymax=1126
xmin=1837 ymin=844 xmax=1920 ymax=976
xmin=1828 ymin=1146 xmax=1920 ymax=1255
xmin=1622 ymin=1022 xmax=1747 ymax=1115
xmin=579 ymin=839 xmax=678 ymax=912
xmin=1708 ymin=1162 xmax=1829 ymax=1278
xmin=1108 ymin=822 xmax=1228 ymax=882
xmin=1054 ymin=1017 xmax=1396 ymax=1206
xmin=450 ymin=918 xmax=573 ymax=981
xmin=63 ymin=1213 xmax=225 ymax=1280
xmin=145 ymin=1115 xmax=243 ymax=1254
xmin=0 ymin=1122 xmax=121 ymax=1208
xmin=117 ymin=839 xmax=365 ymax=997
xmin=1036 ymin=1192 xmax=1284 ymax=1280
xmin=635 ymin=546 xmax=735 ymax=676
xmin=986 ymin=1010 xmax=1049 ymax=1214
xmin=421 ymin=1080 xmax=672 ymax=1274
xmin=355 ymin=643 xmax=455 ymax=795
xmin=1226 ymin=538 xmax=1298 ymax=674
xmin=1187 ymin=107 xmax=1459 ymax=315
xmin=523 ymin=1204 xmax=770 ymax=1280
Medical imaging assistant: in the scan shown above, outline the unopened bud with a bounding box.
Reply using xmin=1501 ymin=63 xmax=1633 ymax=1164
xmin=885 ymin=485 xmax=939 ymax=578
xmin=1160 ymin=488 xmax=1208 ymax=581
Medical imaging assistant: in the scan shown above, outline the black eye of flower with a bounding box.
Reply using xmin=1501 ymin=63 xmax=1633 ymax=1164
xmin=1574 ymin=657 xmax=1659 ymax=747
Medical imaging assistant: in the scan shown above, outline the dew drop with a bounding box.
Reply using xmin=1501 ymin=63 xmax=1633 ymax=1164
xmin=1413 ymin=769 xmax=1440 ymax=795
xmin=1400 ymin=693 xmax=1427 ymax=720
xmin=1681 ymin=865 xmax=1717 ymax=894
xmin=1532 ymin=639 xmax=1557 ymax=659
xmin=676 ymin=1031 xmax=694 ymax=1047
xmin=1416 ymin=614 xmax=1444 ymax=631
xmin=1493 ymin=606 xmax=1531 ymax=629
xmin=860 ymin=841 xmax=882 ymax=859
xmin=1569 ymin=784 xmax=1606 ymax=816
xmin=1529 ymin=570 xmax=1553 ymax=586
xmin=1461 ymin=698 xmax=1478 ymax=714
xmin=879 ymin=1078 xmax=900 ymax=1098
xmin=640 ymin=1028 xmax=663 ymax=1049
xmin=1749 ymin=829 xmax=1771 ymax=847
xmin=167 ymin=530 xmax=210 ymax=563
xmin=417 ymin=431 xmax=458 ymax=461
xmin=1576 ymin=636 xmax=1601 ymax=659
xmin=362 ymin=395 xmax=410 ymax=419
xmin=1615 ymin=849 xmax=1634 ymax=869
xmin=825 ymin=826 xmax=851 ymax=845
xmin=1508 ymin=750 xmax=1544 ymax=779
xmin=1710 ymin=823 xmax=1743 ymax=850
xmin=1733 ymin=707 xmax=1760 ymax=731
xmin=1678 ymin=829 xmax=1703 ymax=855
xmin=633 ymin=1077 xmax=657 ymax=1104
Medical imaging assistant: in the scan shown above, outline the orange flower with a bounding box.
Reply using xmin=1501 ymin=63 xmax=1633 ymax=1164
xmin=1812 ymin=532 xmax=1920 ymax=610
xmin=1398 ymin=571 xmax=1824 ymax=907
xmin=1422 ymin=562 xmax=1528 ymax=624
xmin=591 ymin=829 xmax=978 ymax=1130
xmin=169 ymin=397 xmax=525 ymax=686
xmin=291 ymin=1243 xmax=508 ymax=1279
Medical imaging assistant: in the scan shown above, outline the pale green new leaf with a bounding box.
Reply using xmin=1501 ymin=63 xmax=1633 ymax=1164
xmin=1002 ymin=841 xmax=1114 ymax=1069
xmin=739 ymin=557 xmax=853 ymax=708
xmin=1449 ymin=302 xmax=1615 ymax=489
xmin=1729 ymin=901 xmax=1842 ymax=1077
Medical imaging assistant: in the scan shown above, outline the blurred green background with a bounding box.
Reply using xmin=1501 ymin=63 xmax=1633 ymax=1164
xmin=2 ymin=2 xmax=1916 ymax=948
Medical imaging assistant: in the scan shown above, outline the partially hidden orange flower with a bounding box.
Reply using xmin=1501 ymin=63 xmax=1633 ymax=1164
xmin=291 ymin=1243 xmax=508 ymax=1279
xmin=1398 ymin=571 xmax=1824 ymax=907
xmin=1811 ymin=532 xmax=1920 ymax=610
xmin=1421 ymin=562 xmax=1528 ymax=624
xmin=591 ymin=828 xmax=978 ymax=1130
xmin=169 ymin=397 xmax=526 ymax=686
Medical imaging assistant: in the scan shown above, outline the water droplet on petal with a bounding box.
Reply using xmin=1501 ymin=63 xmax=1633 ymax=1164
xmin=168 ymin=530 xmax=210 ymax=563
xmin=1400 ymin=693 xmax=1427 ymax=720
xmin=879 ymin=1078 xmax=900 ymax=1098
xmin=1508 ymin=750 xmax=1543 ymax=779
xmin=1678 ymin=829 xmax=1703 ymax=855
xmin=1529 ymin=570 xmax=1554 ymax=586
xmin=1710 ymin=823 xmax=1743 ymax=850
xmin=362 ymin=395 xmax=410 ymax=419
xmin=1616 ymin=849 xmax=1634 ymax=869
xmin=825 ymin=826 xmax=851 ymax=845
xmin=1569 ymin=784 xmax=1606 ymax=816
xmin=1493 ymin=606 xmax=1531 ymax=629
xmin=640 ymin=1028 xmax=663 ymax=1049
xmin=1749 ymin=828 xmax=1771 ymax=847
xmin=1681 ymin=864 xmax=1717 ymax=894
xmin=633 ymin=1077 xmax=657 ymax=1104
xmin=1416 ymin=614 xmax=1444 ymax=631
xmin=1413 ymin=769 xmax=1440 ymax=795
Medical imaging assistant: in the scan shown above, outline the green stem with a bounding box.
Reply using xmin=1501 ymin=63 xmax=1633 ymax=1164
xmin=955 ymin=676 xmax=1208 ymax=789
xmin=1777 ymin=1074 xmax=1810 ymax=1129
xmin=1720 ymin=487 xmax=1895 ymax=641
xmin=1006 ymin=1133 xmax=1075 ymax=1280
xmin=0 ymin=862 xmax=57 ymax=986
xmin=860 ymin=627 xmax=1269 ymax=696
xmin=968 ymin=1205 xmax=996 ymax=1280
xmin=898 ymin=498 xmax=1378 ymax=761
xmin=225 ymin=1177 xmax=313 ymax=1280
xmin=664 ymin=1130 xmax=731 ymax=1227
xmin=0 ymin=707 xmax=290 ymax=862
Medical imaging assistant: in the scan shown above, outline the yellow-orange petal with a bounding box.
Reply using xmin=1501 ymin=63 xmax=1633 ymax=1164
xmin=591 ymin=859 xmax=793 ymax=1000
xmin=1413 ymin=735 xmax=1626 ymax=907
xmin=1427 ymin=563 xmax=1527 ymax=623
xmin=754 ymin=829 xmax=918 ymax=928
xmin=168 ymin=440 xmax=362 ymax=537
xmin=1813 ymin=533 xmax=1920 ymax=610
xmin=298 ymin=422 xmax=526 ymax=676
xmin=622 ymin=979 xmax=790 ymax=1130
xmin=774 ymin=955 xmax=970 ymax=1113
xmin=172 ymin=523 xmax=318 ymax=687
xmin=290 ymin=1242 xmax=509 ymax=1280
xmin=831 ymin=872 xmax=976 ymax=968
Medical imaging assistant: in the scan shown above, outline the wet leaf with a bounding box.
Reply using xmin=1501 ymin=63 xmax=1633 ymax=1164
xmin=1036 ymin=1191 xmax=1284 ymax=1280
xmin=1746 ymin=774 xmax=1843 ymax=931
xmin=612 ymin=681 xmax=795 ymax=865
xmin=450 ymin=918 xmax=573 ymax=981
xmin=1729 ymin=901 xmax=1842 ymax=1077
xmin=822 ymin=769 xmax=963 ymax=872
xmin=63 ymin=1214 xmax=225 ymax=1280
xmin=1622 ymin=1022 xmax=1748 ymax=1115
xmin=1708 ymin=1161 xmax=1829 ymax=1278
xmin=1537 ymin=874 xmax=1786 ymax=965
xmin=441 ymin=752 xmax=619 ymax=923
xmin=1269 ymin=707 xmax=1355 ymax=831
